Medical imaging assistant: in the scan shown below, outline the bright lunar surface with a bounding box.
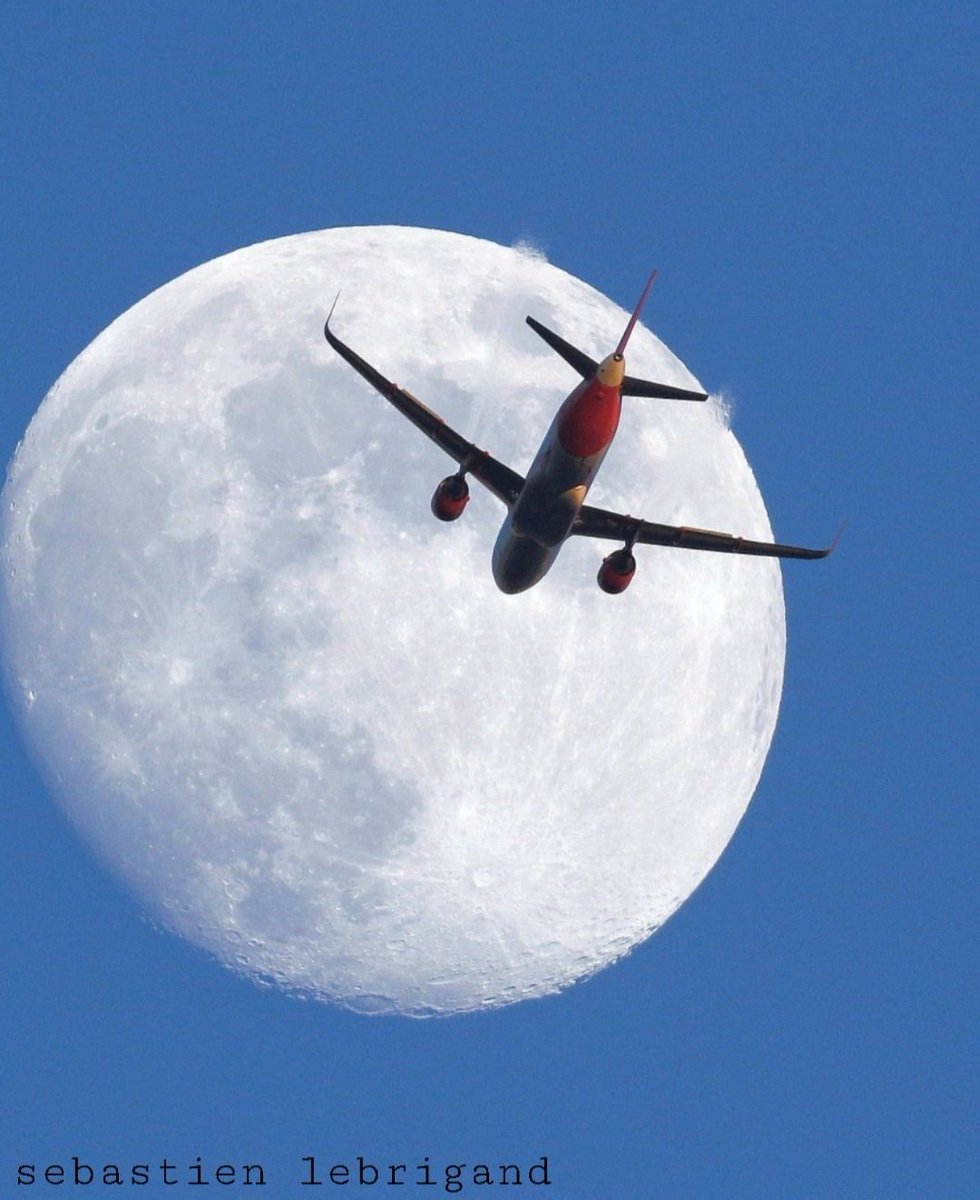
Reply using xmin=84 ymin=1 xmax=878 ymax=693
xmin=0 ymin=227 xmax=785 ymax=1015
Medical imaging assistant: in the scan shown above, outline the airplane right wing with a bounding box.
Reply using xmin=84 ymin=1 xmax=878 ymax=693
xmin=573 ymin=503 xmax=835 ymax=559
xmin=325 ymin=307 xmax=525 ymax=509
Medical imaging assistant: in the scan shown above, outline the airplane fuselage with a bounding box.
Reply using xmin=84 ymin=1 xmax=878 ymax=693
xmin=492 ymin=357 xmax=625 ymax=593
xmin=324 ymin=272 xmax=830 ymax=592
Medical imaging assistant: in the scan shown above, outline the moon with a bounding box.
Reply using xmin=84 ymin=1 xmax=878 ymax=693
xmin=0 ymin=227 xmax=784 ymax=1015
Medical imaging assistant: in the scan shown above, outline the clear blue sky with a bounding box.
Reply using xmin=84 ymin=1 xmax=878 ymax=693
xmin=1 ymin=3 xmax=976 ymax=1196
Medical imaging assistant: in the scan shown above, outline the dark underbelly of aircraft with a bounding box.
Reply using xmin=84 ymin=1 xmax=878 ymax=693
xmin=510 ymin=476 xmax=581 ymax=547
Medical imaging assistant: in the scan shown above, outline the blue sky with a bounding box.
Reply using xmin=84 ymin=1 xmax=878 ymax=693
xmin=1 ymin=3 xmax=976 ymax=1196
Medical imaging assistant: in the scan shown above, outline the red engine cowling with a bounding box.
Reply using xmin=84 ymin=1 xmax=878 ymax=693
xmin=597 ymin=548 xmax=636 ymax=594
xmin=431 ymin=474 xmax=470 ymax=521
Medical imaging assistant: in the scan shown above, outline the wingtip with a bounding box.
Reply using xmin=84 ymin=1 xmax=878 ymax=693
xmin=324 ymin=290 xmax=342 ymax=337
xmin=811 ymin=522 xmax=845 ymax=558
xmin=827 ymin=521 xmax=847 ymax=554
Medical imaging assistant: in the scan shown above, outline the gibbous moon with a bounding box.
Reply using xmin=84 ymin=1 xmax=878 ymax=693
xmin=0 ymin=228 xmax=784 ymax=1015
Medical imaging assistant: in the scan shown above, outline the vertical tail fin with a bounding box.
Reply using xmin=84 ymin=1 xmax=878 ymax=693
xmin=614 ymin=268 xmax=658 ymax=358
xmin=524 ymin=269 xmax=708 ymax=401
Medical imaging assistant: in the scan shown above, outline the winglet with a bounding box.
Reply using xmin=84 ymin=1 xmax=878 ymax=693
xmin=792 ymin=521 xmax=845 ymax=560
xmin=615 ymin=268 xmax=658 ymax=358
xmin=324 ymin=290 xmax=341 ymax=333
xmin=324 ymin=296 xmax=404 ymax=400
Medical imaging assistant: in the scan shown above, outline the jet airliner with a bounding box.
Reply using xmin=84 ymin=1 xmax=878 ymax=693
xmin=324 ymin=272 xmax=833 ymax=594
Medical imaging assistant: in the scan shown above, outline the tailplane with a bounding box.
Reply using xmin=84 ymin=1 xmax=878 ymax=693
xmin=525 ymin=268 xmax=708 ymax=402
xmin=525 ymin=315 xmax=598 ymax=379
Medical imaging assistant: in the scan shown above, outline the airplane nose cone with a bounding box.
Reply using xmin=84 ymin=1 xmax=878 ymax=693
xmin=492 ymin=521 xmax=556 ymax=594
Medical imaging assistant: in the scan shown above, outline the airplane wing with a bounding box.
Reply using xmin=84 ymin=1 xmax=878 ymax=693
xmin=573 ymin=503 xmax=835 ymax=559
xmin=325 ymin=309 xmax=525 ymax=508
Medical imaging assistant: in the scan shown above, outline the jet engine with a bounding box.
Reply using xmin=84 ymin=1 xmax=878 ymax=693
xmin=431 ymin=474 xmax=470 ymax=521
xmin=597 ymin=547 xmax=636 ymax=594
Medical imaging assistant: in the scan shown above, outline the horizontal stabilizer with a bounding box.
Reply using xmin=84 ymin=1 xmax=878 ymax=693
xmin=526 ymin=314 xmax=707 ymax=401
xmin=622 ymin=375 xmax=707 ymax=402
xmin=525 ymin=316 xmax=597 ymax=379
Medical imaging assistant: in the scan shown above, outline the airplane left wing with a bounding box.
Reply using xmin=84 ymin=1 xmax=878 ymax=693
xmin=325 ymin=308 xmax=525 ymax=508
xmin=573 ymin=503 xmax=835 ymax=559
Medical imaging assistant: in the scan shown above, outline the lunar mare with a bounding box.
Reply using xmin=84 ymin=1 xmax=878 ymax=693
xmin=0 ymin=227 xmax=784 ymax=1014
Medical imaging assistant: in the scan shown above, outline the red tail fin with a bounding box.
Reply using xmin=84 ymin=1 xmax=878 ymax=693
xmin=614 ymin=268 xmax=657 ymax=358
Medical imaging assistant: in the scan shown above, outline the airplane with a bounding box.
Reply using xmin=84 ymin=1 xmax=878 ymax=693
xmin=324 ymin=271 xmax=834 ymax=595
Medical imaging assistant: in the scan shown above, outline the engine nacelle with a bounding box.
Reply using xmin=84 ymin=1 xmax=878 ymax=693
xmin=597 ymin=547 xmax=636 ymax=594
xmin=431 ymin=474 xmax=470 ymax=522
